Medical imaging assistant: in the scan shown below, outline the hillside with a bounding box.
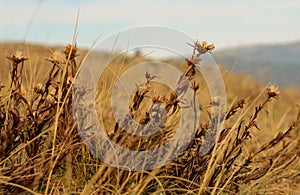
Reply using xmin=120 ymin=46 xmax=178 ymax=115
xmin=1 ymin=41 xmax=300 ymax=88
xmin=214 ymin=41 xmax=300 ymax=87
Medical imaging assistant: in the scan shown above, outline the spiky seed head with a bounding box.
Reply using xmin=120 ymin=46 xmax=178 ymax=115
xmin=47 ymin=50 xmax=64 ymax=64
xmin=6 ymin=50 xmax=28 ymax=64
xmin=64 ymin=44 xmax=78 ymax=59
xmin=267 ymin=83 xmax=280 ymax=98
xmin=194 ymin=40 xmax=215 ymax=54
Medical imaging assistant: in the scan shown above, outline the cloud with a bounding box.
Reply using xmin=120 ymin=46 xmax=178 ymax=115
xmin=2 ymin=0 xmax=300 ymax=25
xmin=0 ymin=0 xmax=299 ymax=48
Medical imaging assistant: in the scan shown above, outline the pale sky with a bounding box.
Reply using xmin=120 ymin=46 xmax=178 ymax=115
xmin=0 ymin=0 xmax=299 ymax=50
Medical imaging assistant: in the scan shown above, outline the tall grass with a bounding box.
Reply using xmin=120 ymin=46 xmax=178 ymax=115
xmin=0 ymin=40 xmax=299 ymax=195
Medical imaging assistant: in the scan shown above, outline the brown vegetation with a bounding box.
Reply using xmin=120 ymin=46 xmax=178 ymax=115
xmin=0 ymin=41 xmax=299 ymax=194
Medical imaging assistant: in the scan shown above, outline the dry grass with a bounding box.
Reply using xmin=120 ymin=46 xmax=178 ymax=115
xmin=0 ymin=40 xmax=299 ymax=195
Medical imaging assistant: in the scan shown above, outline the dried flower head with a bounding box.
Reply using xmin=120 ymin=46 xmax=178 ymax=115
xmin=194 ymin=40 xmax=215 ymax=54
xmin=145 ymin=71 xmax=157 ymax=82
xmin=6 ymin=50 xmax=28 ymax=64
xmin=64 ymin=44 xmax=78 ymax=59
xmin=206 ymin=44 xmax=215 ymax=51
xmin=47 ymin=50 xmax=64 ymax=64
xmin=267 ymin=83 xmax=280 ymax=98
xmin=210 ymin=96 xmax=220 ymax=107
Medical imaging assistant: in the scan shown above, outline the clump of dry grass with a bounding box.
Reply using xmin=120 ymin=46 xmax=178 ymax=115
xmin=0 ymin=44 xmax=81 ymax=194
xmin=0 ymin=40 xmax=299 ymax=195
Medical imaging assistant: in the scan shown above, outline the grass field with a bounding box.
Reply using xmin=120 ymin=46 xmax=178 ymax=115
xmin=0 ymin=40 xmax=299 ymax=194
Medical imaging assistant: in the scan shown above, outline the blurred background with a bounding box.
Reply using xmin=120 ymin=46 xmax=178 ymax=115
xmin=0 ymin=0 xmax=300 ymax=86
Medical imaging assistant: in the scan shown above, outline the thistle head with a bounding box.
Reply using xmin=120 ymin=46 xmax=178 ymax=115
xmin=267 ymin=83 xmax=280 ymax=99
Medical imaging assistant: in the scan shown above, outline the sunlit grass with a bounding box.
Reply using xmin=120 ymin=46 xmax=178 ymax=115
xmin=0 ymin=41 xmax=299 ymax=195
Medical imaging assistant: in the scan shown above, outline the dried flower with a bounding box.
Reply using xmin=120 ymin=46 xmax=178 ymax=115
xmin=46 ymin=50 xmax=64 ymax=64
xmin=206 ymin=44 xmax=215 ymax=51
xmin=145 ymin=71 xmax=157 ymax=82
xmin=6 ymin=50 xmax=28 ymax=64
xmin=64 ymin=44 xmax=78 ymax=59
xmin=194 ymin=41 xmax=215 ymax=54
xmin=267 ymin=83 xmax=280 ymax=98
xmin=210 ymin=96 xmax=220 ymax=107
xmin=226 ymin=99 xmax=245 ymax=119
